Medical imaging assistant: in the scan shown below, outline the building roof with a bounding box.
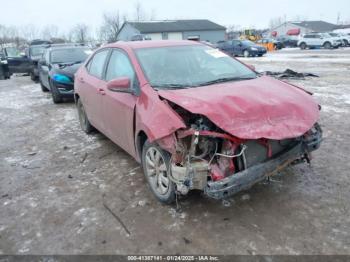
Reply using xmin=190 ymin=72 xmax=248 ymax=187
xmin=125 ymin=19 xmax=226 ymax=33
xmin=290 ymin=20 xmax=337 ymax=32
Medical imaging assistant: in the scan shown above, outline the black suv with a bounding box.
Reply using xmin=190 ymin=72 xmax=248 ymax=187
xmin=217 ymin=40 xmax=267 ymax=57
xmin=38 ymin=45 xmax=92 ymax=103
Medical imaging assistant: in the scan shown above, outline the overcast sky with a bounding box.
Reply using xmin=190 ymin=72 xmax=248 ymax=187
xmin=1 ymin=0 xmax=349 ymax=34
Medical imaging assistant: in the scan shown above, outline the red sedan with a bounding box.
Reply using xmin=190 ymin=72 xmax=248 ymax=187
xmin=74 ymin=40 xmax=322 ymax=204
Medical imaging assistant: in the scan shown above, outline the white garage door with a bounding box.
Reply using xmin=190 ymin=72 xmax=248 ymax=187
xmin=147 ymin=33 xmax=162 ymax=40
xmin=168 ymin=32 xmax=183 ymax=40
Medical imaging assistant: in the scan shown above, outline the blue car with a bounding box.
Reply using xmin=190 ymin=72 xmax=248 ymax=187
xmin=217 ymin=40 xmax=267 ymax=57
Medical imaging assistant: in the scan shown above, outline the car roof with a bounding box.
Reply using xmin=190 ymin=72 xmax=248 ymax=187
xmin=104 ymin=40 xmax=202 ymax=49
xmin=47 ymin=45 xmax=88 ymax=52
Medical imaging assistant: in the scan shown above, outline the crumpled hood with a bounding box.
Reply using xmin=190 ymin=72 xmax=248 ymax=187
xmin=158 ymin=76 xmax=319 ymax=140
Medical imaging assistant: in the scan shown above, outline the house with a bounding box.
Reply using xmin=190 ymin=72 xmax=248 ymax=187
xmin=117 ymin=19 xmax=226 ymax=43
xmin=270 ymin=20 xmax=338 ymax=37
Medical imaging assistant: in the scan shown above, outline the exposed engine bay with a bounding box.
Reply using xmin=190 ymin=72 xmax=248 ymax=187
xmin=156 ymin=102 xmax=323 ymax=199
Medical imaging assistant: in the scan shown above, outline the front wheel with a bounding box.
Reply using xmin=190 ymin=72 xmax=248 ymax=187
xmin=142 ymin=141 xmax=176 ymax=204
xmin=49 ymin=80 xmax=63 ymax=103
xmin=77 ymin=98 xmax=94 ymax=134
xmin=40 ymin=77 xmax=49 ymax=92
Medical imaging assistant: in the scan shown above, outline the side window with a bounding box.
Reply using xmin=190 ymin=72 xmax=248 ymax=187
xmin=105 ymin=50 xmax=136 ymax=87
xmin=88 ymin=49 xmax=110 ymax=79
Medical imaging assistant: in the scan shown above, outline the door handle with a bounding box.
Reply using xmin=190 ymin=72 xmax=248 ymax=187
xmin=98 ymin=88 xmax=106 ymax=95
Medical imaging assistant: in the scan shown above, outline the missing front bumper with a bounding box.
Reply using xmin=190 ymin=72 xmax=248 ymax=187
xmin=204 ymin=142 xmax=305 ymax=199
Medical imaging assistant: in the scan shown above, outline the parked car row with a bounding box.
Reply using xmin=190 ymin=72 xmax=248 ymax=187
xmin=298 ymin=32 xmax=348 ymax=49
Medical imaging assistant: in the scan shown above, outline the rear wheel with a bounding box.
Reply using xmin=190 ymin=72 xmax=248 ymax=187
xmin=300 ymin=42 xmax=307 ymax=49
xmin=243 ymin=50 xmax=250 ymax=57
xmin=142 ymin=141 xmax=176 ymax=204
xmin=323 ymin=42 xmax=332 ymax=49
xmin=77 ymin=98 xmax=94 ymax=134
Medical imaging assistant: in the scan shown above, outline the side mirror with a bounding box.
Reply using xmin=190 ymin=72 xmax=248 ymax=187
xmin=246 ymin=64 xmax=256 ymax=71
xmin=107 ymin=77 xmax=132 ymax=93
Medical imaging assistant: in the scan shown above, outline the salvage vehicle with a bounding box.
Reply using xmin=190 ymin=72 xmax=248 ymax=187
xmin=38 ymin=45 xmax=92 ymax=103
xmin=75 ymin=40 xmax=322 ymax=204
xmin=276 ymin=35 xmax=298 ymax=48
xmin=298 ymin=33 xmax=342 ymax=49
xmin=217 ymin=40 xmax=267 ymax=57
xmin=27 ymin=43 xmax=50 ymax=81
xmin=1 ymin=46 xmax=32 ymax=76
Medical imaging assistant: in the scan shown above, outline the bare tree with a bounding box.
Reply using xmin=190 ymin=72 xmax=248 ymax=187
xmin=99 ymin=11 xmax=125 ymax=43
xmin=134 ymin=1 xmax=145 ymax=21
xmin=72 ymin=23 xmax=90 ymax=44
xmin=41 ymin=25 xmax=59 ymax=40
xmin=21 ymin=24 xmax=39 ymax=41
xmin=269 ymin=16 xmax=284 ymax=30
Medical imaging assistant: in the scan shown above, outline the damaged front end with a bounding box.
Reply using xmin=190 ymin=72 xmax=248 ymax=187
xmin=156 ymin=106 xmax=322 ymax=200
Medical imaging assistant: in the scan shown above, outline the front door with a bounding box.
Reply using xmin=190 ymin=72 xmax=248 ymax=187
xmin=102 ymin=49 xmax=138 ymax=156
xmin=5 ymin=47 xmax=31 ymax=74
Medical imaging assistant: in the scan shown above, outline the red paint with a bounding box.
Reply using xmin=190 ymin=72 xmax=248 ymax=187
xmin=158 ymin=76 xmax=319 ymax=140
xmin=287 ymin=28 xmax=301 ymax=36
xmin=75 ymin=40 xmax=320 ymax=163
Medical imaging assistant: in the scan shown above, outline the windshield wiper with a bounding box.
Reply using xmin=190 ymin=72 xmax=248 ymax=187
xmin=152 ymin=83 xmax=190 ymax=90
xmin=58 ymin=61 xmax=83 ymax=67
xmin=196 ymin=76 xmax=256 ymax=86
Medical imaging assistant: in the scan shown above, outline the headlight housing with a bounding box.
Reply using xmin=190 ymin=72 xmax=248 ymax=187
xmin=53 ymin=74 xmax=72 ymax=84
xmin=250 ymin=47 xmax=258 ymax=51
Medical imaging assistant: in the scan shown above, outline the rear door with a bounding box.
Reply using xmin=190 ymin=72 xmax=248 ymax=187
xmin=102 ymin=49 xmax=138 ymax=156
xmin=77 ymin=48 xmax=110 ymax=132
xmin=233 ymin=40 xmax=244 ymax=55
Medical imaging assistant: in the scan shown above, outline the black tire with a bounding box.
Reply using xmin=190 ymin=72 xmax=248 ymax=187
xmin=258 ymin=54 xmax=263 ymax=57
xmin=49 ymin=79 xmax=63 ymax=103
xmin=77 ymin=98 xmax=94 ymax=134
xmin=40 ymin=78 xmax=49 ymax=92
xmin=142 ymin=141 xmax=176 ymax=204
xmin=323 ymin=42 xmax=332 ymax=49
xmin=30 ymin=72 xmax=36 ymax=81
xmin=300 ymin=42 xmax=307 ymax=50
xmin=344 ymin=39 xmax=349 ymax=46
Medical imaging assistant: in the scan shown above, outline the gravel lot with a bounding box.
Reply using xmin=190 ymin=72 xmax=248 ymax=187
xmin=0 ymin=48 xmax=349 ymax=255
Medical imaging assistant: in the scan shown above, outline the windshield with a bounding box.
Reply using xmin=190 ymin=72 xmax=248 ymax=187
xmin=136 ymin=45 xmax=256 ymax=89
xmin=51 ymin=48 xmax=92 ymax=64
xmin=5 ymin=47 xmax=21 ymax=57
xmin=30 ymin=46 xmax=46 ymax=57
